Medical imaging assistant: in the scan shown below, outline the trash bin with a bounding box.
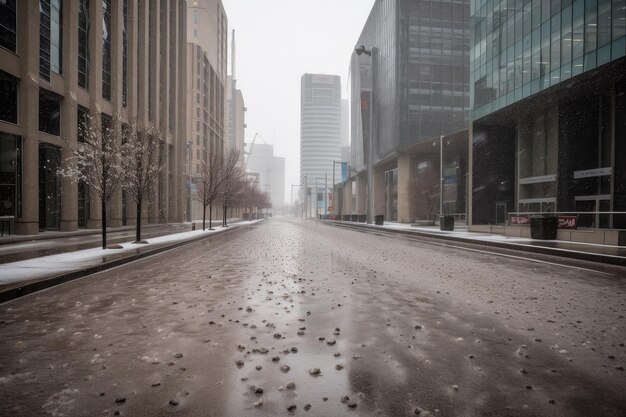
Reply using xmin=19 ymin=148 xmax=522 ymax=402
xmin=375 ymin=215 xmax=384 ymax=225
xmin=343 ymin=215 xmax=350 ymax=221
xmin=351 ymin=214 xmax=358 ymax=222
xmin=358 ymin=214 xmax=367 ymax=223
xmin=530 ymin=217 xmax=558 ymax=240
xmin=440 ymin=215 xmax=454 ymax=231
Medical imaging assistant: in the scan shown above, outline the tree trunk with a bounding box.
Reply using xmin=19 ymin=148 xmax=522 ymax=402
xmin=136 ymin=199 xmax=142 ymax=242
xmin=203 ymin=204 xmax=206 ymax=231
xmin=209 ymin=204 xmax=213 ymax=230
xmin=101 ymin=197 xmax=107 ymax=249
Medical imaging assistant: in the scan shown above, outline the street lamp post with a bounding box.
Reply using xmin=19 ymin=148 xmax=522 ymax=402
xmin=355 ymin=44 xmax=377 ymax=224
xmin=187 ymin=140 xmax=192 ymax=222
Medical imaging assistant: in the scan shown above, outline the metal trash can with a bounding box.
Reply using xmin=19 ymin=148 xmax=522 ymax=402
xmin=530 ymin=217 xmax=558 ymax=240
xmin=440 ymin=215 xmax=454 ymax=231
xmin=375 ymin=215 xmax=384 ymax=225
xmin=358 ymin=214 xmax=366 ymax=223
xmin=351 ymin=214 xmax=358 ymax=222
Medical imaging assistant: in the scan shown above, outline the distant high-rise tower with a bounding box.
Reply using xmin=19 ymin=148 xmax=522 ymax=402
xmin=300 ymin=74 xmax=342 ymax=216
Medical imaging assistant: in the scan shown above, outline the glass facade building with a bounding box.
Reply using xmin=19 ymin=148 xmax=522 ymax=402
xmin=352 ymin=0 xmax=470 ymax=170
xmin=470 ymin=0 xmax=626 ymax=229
xmin=472 ymin=0 xmax=626 ymax=120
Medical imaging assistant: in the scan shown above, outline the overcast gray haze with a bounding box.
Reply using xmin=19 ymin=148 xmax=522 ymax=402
xmin=222 ymin=0 xmax=376 ymax=202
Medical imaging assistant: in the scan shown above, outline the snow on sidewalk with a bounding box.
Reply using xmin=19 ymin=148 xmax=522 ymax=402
xmin=0 ymin=220 xmax=264 ymax=286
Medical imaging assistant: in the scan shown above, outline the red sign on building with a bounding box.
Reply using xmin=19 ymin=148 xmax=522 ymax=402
xmin=558 ymin=216 xmax=577 ymax=230
xmin=510 ymin=216 xmax=530 ymax=225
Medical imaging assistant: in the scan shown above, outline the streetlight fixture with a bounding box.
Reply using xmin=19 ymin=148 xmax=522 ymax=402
xmin=355 ymin=44 xmax=376 ymax=224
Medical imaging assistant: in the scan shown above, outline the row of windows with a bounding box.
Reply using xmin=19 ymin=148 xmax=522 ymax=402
xmin=1 ymin=1 xmax=132 ymax=106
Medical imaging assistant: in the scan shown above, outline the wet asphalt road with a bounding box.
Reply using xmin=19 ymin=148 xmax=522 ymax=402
xmin=0 ymin=217 xmax=624 ymax=417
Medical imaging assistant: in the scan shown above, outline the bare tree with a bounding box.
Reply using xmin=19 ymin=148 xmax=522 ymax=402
xmin=217 ymin=148 xmax=243 ymax=227
xmin=58 ymin=112 xmax=124 ymax=249
xmin=196 ymin=146 xmax=225 ymax=231
xmin=121 ymin=119 xmax=165 ymax=243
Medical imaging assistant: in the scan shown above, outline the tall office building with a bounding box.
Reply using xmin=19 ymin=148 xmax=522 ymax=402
xmin=0 ymin=0 xmax=188 ymax=235
xmin=186 ymin=0 xmax=228 ymax=220
xmin=470 ymin=0 xmax=626 ymax=229
xmin=346 ymin=0 xmax=470 ymax=222
xmin=300 ymin=73 xmax=342 ymax=217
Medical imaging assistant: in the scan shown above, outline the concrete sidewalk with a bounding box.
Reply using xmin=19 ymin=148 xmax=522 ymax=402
xmin=0 ymin=220 xmax=241 ymax=264
xmin=0 ymin=219 xmax=264 ymax=303
xmin=325 ymin=220 xmax=626 ymax=268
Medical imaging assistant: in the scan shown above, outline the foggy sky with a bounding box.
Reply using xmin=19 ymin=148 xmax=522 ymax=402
xmin=221 ymin=0 xmax=376 ymax=202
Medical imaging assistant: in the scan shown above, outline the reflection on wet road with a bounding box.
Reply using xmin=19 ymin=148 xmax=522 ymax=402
xmin=0 ymin=218 xmax=624 ymax=416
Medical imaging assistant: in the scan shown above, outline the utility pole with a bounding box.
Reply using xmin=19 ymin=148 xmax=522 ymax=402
xmin=325 ymin=172 xmax=328 ymax=217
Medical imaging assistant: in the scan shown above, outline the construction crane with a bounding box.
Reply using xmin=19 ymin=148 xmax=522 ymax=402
xmin=243 ymin=133 xmax=266 ymax=169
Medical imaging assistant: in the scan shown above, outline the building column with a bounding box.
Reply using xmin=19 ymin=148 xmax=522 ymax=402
xmin=85 ymin=0 xmax=104 ymax=230
xmin=159 ymin=0 xmax=170 ymax=224
xmin=58 ymin=0 xmax=79 ymax=232
xmin=397 ymin=152 xmax=411 ymax=223
xmin=356 ymin=172 xmax=366 ymax=214
xmin=106 ymin=0 xmax=124 ymax=228
xmin=373 ymin=166 xmax=385 ymax=216
xmin=15 ymin=0 xmax=41 ymax=235
xmin=342 ymin=182 xmax=351 ymax=215
xmin=175 ymin=0 xmax=187 ymax=223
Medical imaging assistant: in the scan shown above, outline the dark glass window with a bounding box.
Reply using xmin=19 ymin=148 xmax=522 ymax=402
xmin=39 ymin=89 xmax=61 ymax=136
xmin=39 ymin=0 xmax=63 ymax=81
xmin=572 ymin=0 xmax=585 ymax=59
xmin=122 ymin=0 xmax=128 ymax=106
xmin=0 ymin=70 xmax=18 ymax=124
xmin=77 ymin=105 xmax=89 ymax=142
xmin=614 ymin=0 xmax=626 ymax=40
xmin=77 ymin=106 xmax=90 ymax=227
xmin=0 ymin=0 xmax=17 ymax=52
xmin=0 ymin=133 xmax=20 ymax=217
xmin=585 ymin=0 xmax=598 ymax=53
xmin=102 ymin=0 xmax=112 ymax=101
xmin=78 ymin=0 xmax=89 ymax=89
xmin=597 ymin=0 xmax=612 ymax=47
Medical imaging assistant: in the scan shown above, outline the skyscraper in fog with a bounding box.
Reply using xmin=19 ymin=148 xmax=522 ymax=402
xmin=300 ymin=74 xmax=342 ymax=216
